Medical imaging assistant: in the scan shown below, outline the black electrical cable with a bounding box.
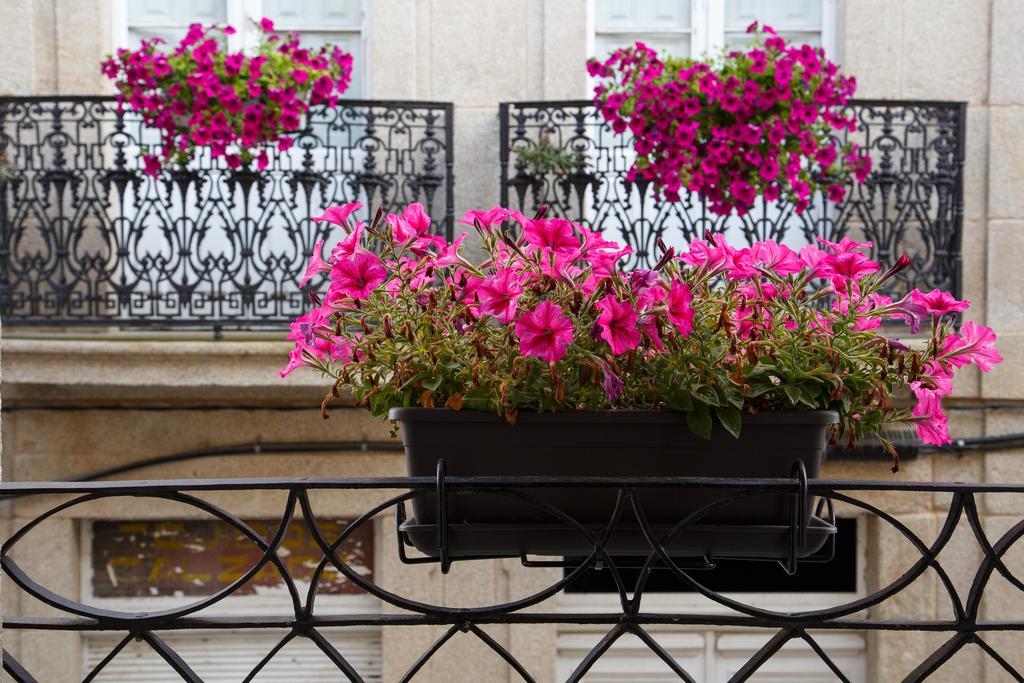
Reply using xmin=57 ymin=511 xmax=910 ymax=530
xmin=68 ymin=439 xmax=403 ymax=482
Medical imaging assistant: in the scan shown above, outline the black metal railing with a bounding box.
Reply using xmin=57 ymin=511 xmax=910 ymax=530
xmin=499 ymin=99 xmax=966 ymax=300
xmin=0 ymin=96 xmax=454 ymax=329
xmin=3 ymin=474 xmax=1023 ymax=681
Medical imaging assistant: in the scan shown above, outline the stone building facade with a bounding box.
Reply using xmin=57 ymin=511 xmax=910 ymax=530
xmin=2 ymin=0 xmax=1023 ymax=680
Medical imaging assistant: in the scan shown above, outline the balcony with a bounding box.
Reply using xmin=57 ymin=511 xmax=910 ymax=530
xmin=500 ymin=99 xmax=966 ymax=301
xmin=0 ymin=97 xmax=965 ymax=331
xmin=0 ymin=96 xmax=454 ymax=330
xmin=3 ymin=474 xmax=1024 ymax=680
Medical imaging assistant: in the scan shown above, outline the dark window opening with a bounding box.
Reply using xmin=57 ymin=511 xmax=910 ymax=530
xmin=563 ymin=517 xmax=857 ymax=593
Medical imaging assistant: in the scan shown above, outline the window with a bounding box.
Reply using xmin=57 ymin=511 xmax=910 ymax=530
xmin=556 ymin=518 xmax=868 ymax=681
xmin=81 ymin=518 xmax=381 ymax=681
xmin=112 ymin=0 xmax=367 ymax=97
xmin=590 ymin=0 xmax=835 ymax=63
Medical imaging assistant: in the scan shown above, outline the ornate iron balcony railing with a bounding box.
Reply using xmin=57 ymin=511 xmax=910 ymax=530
xmin=2 ymin=474 xmax=1022 ymax=681
xmin=0 ymin=96 xmax=454 ymax=329
xmin=499 ymin=99 xmax=966 ymax=300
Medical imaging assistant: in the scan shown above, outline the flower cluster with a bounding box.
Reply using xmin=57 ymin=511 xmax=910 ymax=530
xmin=283 ymin=203 xmax=1000 ymax=463
xmin=587 ymin=23 xmax=871 ymax=216
xmin=101 ymin=18 xmax=352 ymax=175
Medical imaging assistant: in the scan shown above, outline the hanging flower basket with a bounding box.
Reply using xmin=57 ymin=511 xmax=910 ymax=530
xmin=101 ymin=17 xmax=352 ymax=175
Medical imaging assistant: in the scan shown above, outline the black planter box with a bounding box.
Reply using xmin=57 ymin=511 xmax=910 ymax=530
xmin=391 ymin=408 xmax=838 ymax=561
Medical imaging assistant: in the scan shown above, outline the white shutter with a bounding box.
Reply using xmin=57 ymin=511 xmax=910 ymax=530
xmin=125 ymin=0 xmax=228 ymax=45
xmin=593 ymin=0 xmax=694 ymax=59
xmin=261 ymin=0 xmax=365 ymax=97
xmin=557 ymin=629 xmax=866 ymax=682
xmin=83 ymin=628 xmax=382 ymax=682
xmin=714 ymin=632 xmax=866 ymax=682
xmin=724 ymin=0 xmax=824 ymax=48
xmin=557 ymin=631 xmax=706 ymax=681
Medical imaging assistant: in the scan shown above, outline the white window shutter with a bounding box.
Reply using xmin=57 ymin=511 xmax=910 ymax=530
xmin=83 ymin=629 xmax=382 ymax=682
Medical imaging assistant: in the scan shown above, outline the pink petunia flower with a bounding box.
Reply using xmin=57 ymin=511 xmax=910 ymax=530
xmin=143 ymin=155 xmax=162 ymax=176
xmin=910 ymin=288 xmax=970 ymax=317
xmin=402 ymin=202 xmax=432 ymax=235
xmin=514 ymin=300 xmax=575 ymax=362
xmin=476 ymin=268 xmax=524 ymax=323
xmin=313 ymin=203 xmax=363 ymax=229
xmin=299 ymin=239 xmax=331 ymax=287
xmin=596 ymin=358 xmax=624 ymax=402
xmin=820 ymin=251 xmax=880 ymax=283
xmin=666 ymin=280 xmax=694 ymax=336
xmin=910 ymin=382 xmax=952 ymax=446
xmin=386 ymin=213 xmax=417 ymax=244
xmin=431 ymin=233 xmax=467 ymax=267
xmin=458 ymin=206 xmax=511 ymax=232
xmin=331 ymin=221 xmax=365 ymax=259
xmin=819 ymin=236 xmax=873 ymax=254
xmin=748 ymin=240 xmax=803 ymax=276
xmin=943 ymin=321 xmax=1003 ymax=372
xmin=595 ymin=295 xmax=641 ymax=355
xmin=328 ymin=251 xmax=386 ymax=300
xmin=523 ymin=218 xmax=581 ymax=258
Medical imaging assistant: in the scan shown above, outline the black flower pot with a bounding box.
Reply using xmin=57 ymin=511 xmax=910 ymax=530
xmin=391 ymin=408 xmax=839 ymax=562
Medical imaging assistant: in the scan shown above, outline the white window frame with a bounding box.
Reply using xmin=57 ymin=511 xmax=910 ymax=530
xmin=586 ymin=0 xmax=837 ymax=95
xmin=110 ymin=0 xmax=370 ymax=97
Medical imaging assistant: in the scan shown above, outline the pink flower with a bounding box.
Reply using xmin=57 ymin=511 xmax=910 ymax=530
xmin=458 ymin=207 xmax=510 ymax=232
xmin=595 ymin=295 xmax=640 ymax=355
xmin=799 ymin=244 xmax=828 ymax=277
xmin=910 ymin=289 xmax=970 ymax=317
xmin=299 ymin=239 xmax=331 ymax=287
xmin=922 ymin=361 xmax=954 ymax=396
xmin=431 ymin=233 xmax=467 ymax=267
xmin=748 ymin=240 xmax=803 ymax=276
xmin=280 ymin=308 xmax=350 ymax=377
xmin=313 ymin=203 xmax=363 ymax=229
xmin=476 ymin=268 xmax=524 ymax=323
xmin=666 ymin=280 xmax=694 ymax=336
xmin=523 ymin=218 xmax=580 ymax=258
xmin=279 ymin=346 xmax=307 ymax=378
xmin=329 ymin=251 xmax=386 ymax=300
xmin=142 ymin=155 xmax=162 ymax=176
xmin=943 ymin=321 xmax=1003 ymax=372
xmin=596 ymin=358 xmax=624 ymax=403
xmin=820 ymin=251 xmax=880 ymax=283
xmin=910 ymin=382 xmax=952 ymax=446
xmin=331 ymin=221 xmax=365 ymax=259
xmin=638 ymin=315 xmax=664 ymax=351
xmin=515 ymin=300 xmax=575 ymax=362
xmin=402 ymin=202 xmax=432 ymax=235
xmin=260 ymin=17 xmax=275 ymax=32
xmin=819 ymin=236 xmax=872 ymax=254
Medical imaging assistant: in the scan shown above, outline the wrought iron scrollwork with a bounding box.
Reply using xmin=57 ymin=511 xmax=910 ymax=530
xmin=499 ymin=99 xmax=966 ymax=300
xmin=0 ymin=96 xmax=455 ymax=328
xmin=2 ymin=475 xmax=1023 ymax=681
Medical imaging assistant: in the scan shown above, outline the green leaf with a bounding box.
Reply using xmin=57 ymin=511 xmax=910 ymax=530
xmin=687 ymin=405 xmax=713 ymax=440
xmin=692 ymin=385 xmax=721 ymax=406
xmin=422 ymin=375 xmax=443 ymax=391
xmin=782 ymin=383 xmax=802 ymax=406
xmin=668 ymin=388 xmax=693 ymax=412
xmin=716 ymin=406 xmax=742 ymax=439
